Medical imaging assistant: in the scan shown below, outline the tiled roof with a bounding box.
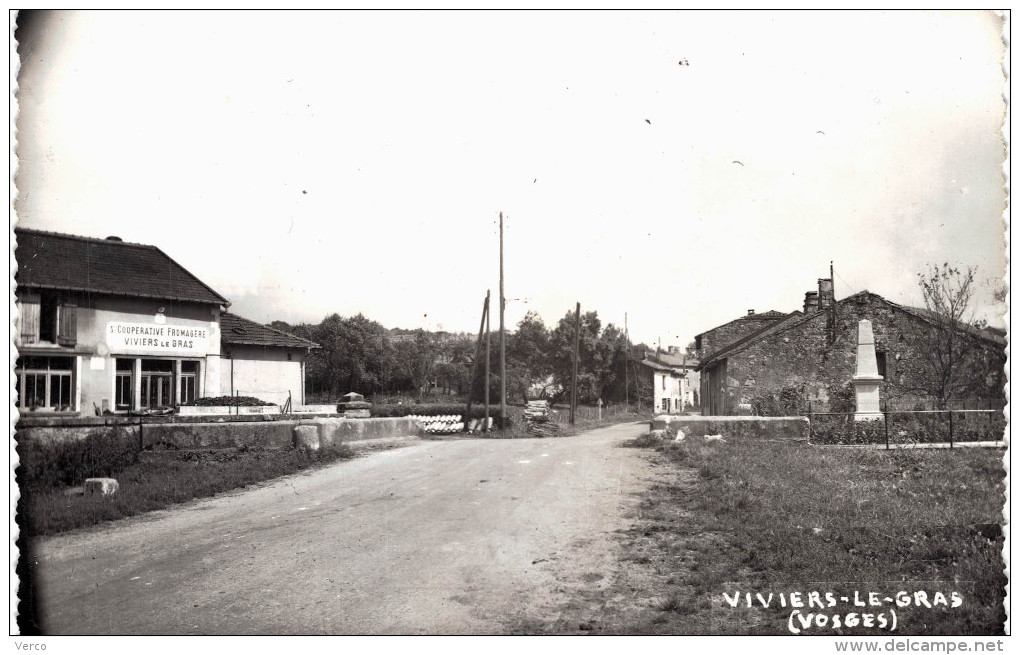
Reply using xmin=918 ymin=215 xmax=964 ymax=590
xmin=635 ymin=358 xmax=682 ymax=373
xmin=14 ymin=228 xmax=229 ymax=305
xmin=646 ymin=351 xmax=699 ymax=368
xmin=220 ymin=312 xmax=320 ymax=349
xmin=697 ymin=311 xmax=802 ymax=369
xmin=694 ymin=309 xmax=786 ymax=337
xmin=697 ymin=290 xmax=1007 ymax=370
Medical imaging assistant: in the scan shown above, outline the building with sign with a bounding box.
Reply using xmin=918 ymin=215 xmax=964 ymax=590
xmin=14 ymin=228 xmax=318 ymax=415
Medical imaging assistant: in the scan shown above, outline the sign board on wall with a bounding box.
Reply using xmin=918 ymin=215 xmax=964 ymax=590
xmin=106 ymin=322 xmax=210 ymax=356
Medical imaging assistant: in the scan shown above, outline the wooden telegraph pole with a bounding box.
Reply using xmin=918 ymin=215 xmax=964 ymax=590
xmin=499 ymin=212 xmax=507 ymax=429
xmin=570 ymin=301 xmax=580 ymax=425
xmin=484 ymin=290 xmax=491 ymax=433
xmin=624 ymin=312 xmax=630 ymax=409
xmin=466 ymin=292 xmax=489 ymax=419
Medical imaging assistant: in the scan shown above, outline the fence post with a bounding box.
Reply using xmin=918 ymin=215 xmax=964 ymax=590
xmin=948 ymin=410 xmax=954 ymax=449
xmin=807 ymin=401 xmax=812 ymax=443
xmin=884 ymin=403 xmax=889 ymax=450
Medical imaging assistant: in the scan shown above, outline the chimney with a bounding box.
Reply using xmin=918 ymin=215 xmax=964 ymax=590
xmin=747 ymin=309 xmax=755 ymax=316
xmin=668 ymin=345 xmax=677 ymax=354
xmin=804 ymin=291 xmax=819 ymax=314
xmin=818 ymin=278 xmax=834 ymax=309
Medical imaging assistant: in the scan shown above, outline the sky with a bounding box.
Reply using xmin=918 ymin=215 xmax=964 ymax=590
xmin=12 ymin=10 xmax=1009 ymax=348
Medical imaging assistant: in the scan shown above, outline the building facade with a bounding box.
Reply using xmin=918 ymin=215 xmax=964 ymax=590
xmin=611 ymin=346 xmax=700 ymax=413
xmin=14 ymin=228 xmax=317 ymax=415
xmin=696 ymin=286 xmax=1006 ymax=416
xmin=220 ymin=312 xmax=319 ymax=406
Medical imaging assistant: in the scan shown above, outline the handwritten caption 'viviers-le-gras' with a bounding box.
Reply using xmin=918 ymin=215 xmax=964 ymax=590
xmin=720 ymin=590 xmax=964 ymax=634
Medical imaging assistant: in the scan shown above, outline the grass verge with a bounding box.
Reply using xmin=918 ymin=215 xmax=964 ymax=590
xmin=17 ymin=443 xmax=356 ymax=537
xmin=603 ymin=437 xmax=1006 ymax=635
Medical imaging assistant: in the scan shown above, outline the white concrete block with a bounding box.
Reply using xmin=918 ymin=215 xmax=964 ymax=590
xmin=293 ymin=425 xmax=321 ymax=451
xmin=83 ymin=478 xmax=119 ymax=496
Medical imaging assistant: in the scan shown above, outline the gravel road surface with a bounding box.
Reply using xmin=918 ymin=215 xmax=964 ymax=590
xmin=28 ymin=421 xmax=655 ymax=634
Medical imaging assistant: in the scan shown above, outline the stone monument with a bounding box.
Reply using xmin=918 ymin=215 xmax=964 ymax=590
xmin=337 ymin=391 xmax=372 ymax=419
xmin=853 ymin=319 xmax=883 ymax=420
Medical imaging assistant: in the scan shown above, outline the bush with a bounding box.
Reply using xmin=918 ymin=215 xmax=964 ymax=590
xmin=750 ymin=384 xmax=807 ymax=416
xmin=827 ymin=381 xmax=855 ymax=414
xmin=371 ymin=402 xmax=493 ymax=420
xmin=18 ymin=428 xmax=140 ymax=489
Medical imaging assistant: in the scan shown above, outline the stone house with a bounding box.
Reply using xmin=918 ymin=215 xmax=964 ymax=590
xmin=14 ymin=227 xmax=319 ymax=414
xmin=695 ymin=279 xmax=1006 ymax=415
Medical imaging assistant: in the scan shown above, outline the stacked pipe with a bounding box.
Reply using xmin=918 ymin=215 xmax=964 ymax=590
xmin=409 ymin=414 xmax=465 ymax=435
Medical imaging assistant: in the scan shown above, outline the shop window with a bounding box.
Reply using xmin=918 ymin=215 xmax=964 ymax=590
xmin=115 ymin=359 xmax=134 ymax=411
xmin=180 ymin=361 xmax=199 ymax=405
xmin=15 ymin=356 xmax=75 ymax=412
xmin=140 ymin=359 xmax=174 ymax=410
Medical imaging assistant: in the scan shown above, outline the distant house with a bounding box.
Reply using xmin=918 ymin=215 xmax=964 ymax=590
xmin=612 ymin=346 xmax=699 ymax=413
xmin=14 ymin=227 xmax=319 ymax=414
xmin=694 ymin=277 xmax=1006 ymax=415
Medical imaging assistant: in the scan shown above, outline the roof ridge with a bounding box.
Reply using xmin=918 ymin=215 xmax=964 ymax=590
xmin=149 ymin=245 xmax=230 ymax=307
xmin=15 ymin=226 xmax=160 ymax=250
xmin=698 ymin=310 xmax=804 ymax=368
xmin=221 ymin=312 xmax=320 ymax=348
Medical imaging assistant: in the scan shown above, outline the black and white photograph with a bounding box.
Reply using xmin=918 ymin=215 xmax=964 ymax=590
xmin=9 ymin=8 xmax=1009 ymax=645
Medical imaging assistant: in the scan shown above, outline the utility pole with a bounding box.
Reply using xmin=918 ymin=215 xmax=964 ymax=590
xmin=484 ymin=290 xmax=491 ymax=433
xmin=466 ymin=292 xmax=489 ymax=420
xmin=570 ymin=301 xmax=580 ymax=425
xmin=499 ymin=212 xmax=507 ymax=429
xmin=624 ymin=312 xmax=629 ymax=409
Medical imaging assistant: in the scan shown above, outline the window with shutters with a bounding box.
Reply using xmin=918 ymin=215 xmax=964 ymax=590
xmin=57 ymin=303 xmax=77 ymax=346
xmin=16 ymin=292 xmax=40 ymax=344
xmin=21 ymin=291 xmax=76 ymax=346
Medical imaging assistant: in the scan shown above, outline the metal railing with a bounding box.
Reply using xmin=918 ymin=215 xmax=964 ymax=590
xmin=807 ymin=402 xmax=1006 ymax=448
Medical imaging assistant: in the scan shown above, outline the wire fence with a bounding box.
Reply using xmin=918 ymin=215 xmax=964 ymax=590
xmin=807 ymin=406 xmax=1007 ymax=447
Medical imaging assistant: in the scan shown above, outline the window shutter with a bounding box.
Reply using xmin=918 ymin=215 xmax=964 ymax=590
xmin=18 ymin=297 xmax=40 ymax=344
xmin=57 ymin=303 xmax=77 ymax=346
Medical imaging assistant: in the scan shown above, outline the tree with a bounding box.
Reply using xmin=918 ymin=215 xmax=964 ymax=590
xmin=394 ymin=329 xmax=440 ymax=401
xmin=309 ymin=314 xmax=395 ymax=399
xmin=547 ymin=309 xmax=609 ymax=405
xmin=595 ymin=323 xmax=629 ymax=401
xmin=914 ymin=263 xmax=981 ymax=408
xmin=505 ymin=311 xmax=553 ymax=402
xmin=434 ymin=334 xmax=474 ymax=395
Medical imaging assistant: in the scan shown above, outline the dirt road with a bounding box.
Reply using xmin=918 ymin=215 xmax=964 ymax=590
xmin=27 ymin=421 xmax=658 ymax=635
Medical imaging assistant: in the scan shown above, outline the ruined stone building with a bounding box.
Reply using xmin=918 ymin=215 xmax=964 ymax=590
xmin=694 ymin=278 xmax=1006 ymax=415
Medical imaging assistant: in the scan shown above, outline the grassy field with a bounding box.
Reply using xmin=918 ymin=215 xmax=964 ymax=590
xmin=606 ymin=436 xmax=1006 ymax=635
xmin=17 ymin=444 xmax=356 ymax=537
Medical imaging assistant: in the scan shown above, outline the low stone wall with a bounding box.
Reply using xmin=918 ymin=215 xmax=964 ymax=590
xmin=142 ymin=421 xmax=298 ymax=449
xmin=17 ymin=417 xmax=426 ymax=453
xmin=651 ymin=415 xmax=809 ymax=441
